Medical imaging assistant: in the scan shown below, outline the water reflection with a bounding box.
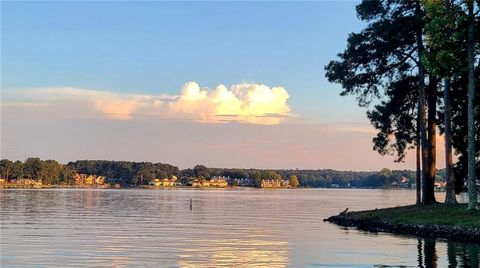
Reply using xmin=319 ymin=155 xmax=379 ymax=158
xmin=176 ymin=237 xmax=288 ymax=268
xmin=1 ymin=189 xmax=479 ymax=267
xmin=417 ymin=238 xmax=479 ymax=268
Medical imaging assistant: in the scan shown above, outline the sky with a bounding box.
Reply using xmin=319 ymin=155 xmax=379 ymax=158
xmin=0 ymin=1 xmax=446 ymax=170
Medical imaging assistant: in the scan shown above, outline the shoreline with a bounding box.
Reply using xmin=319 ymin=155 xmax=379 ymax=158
xmin=324 ymin=204 xmax=480 ymax=242
xmin=0 ymin=185 xmax=293 ymax=190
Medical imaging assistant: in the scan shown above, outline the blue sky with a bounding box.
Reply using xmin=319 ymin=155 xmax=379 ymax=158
xmin=2 ymin=1 xmax=436 ymax=170
xmin=2 ymin=1 xmax=366 ymax=121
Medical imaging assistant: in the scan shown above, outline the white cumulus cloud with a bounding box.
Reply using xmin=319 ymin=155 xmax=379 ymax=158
xmin=3 ymin=82 xmax=291 ymax=125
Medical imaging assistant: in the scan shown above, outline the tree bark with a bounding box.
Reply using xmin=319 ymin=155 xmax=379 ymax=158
xmin=416 ymin=106 xmax=422 ymax=205
xmin=416 ymin=0 xmax=429 ymax=205
xmin=425 ymin=76 xmax=438 ymax=204
xmin=444 ymin=78 xmax=457 ymax=204
xmin=466 ymin=0 xmax=478 ymax=210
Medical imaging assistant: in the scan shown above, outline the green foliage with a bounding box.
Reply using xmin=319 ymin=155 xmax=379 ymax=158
xmin=325 ymin=0 xmax=419 ymax=108
xmin=250 ymin=171 xmax=262 ymax=187
xmin=0 ymin=158 xmax=450 ymax=189
xmin=423 ymin=0 xmax=467 ymax=77
xmin=262 ymin=170 xmax=282 ymax=181
xmin=134 ymin=163 xmax=159 ymax=185
xmin=421 ymin=0 xmax=480 ymax=192
xmin=23 ymin=158 xmax=43 ymax=179
xmin=379 ymin=168 xmax=393 ymax=177
xmin=0 ymin=159 xmax=14 ymax=179
xmin=1 ymin=158 xmax=180 ymax=186
xmin=193 ymin=165 xmax=210 ymax=179
xmin=11 ymin=161 xmax=24 ymax=179
xmin=0 ymin=158 xmax=75 ymax=184
xmin=68 ymin=160 xmax=179 ymax=186
xmin=243 ymin=170 xmax=282 ymax=187
xmin=289 ymin=175 xmax=300 ymax=188
xmin=350 ymin=203 xmax=480 ymax=229
xmin=325 ymin=0 xmax=480 ymax=194
xmin=188 ymin=166 xmax=417 ymax=188
xmin=39 ymin=160 xmax=62 ymax=184
xmin=59 ymin=167 xmax=75 ymax=184
xmin=325 ymin=0 xmax=421 ymax=162
xmin=367 ymin=76 xmax=418 ymax=162
xmin=223 ymin=170 xmax=249 ymax=179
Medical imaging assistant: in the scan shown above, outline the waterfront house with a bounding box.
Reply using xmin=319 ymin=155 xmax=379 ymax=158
xmin=186 ymin=177 xmax=228 ymax=188
xmin=7 ymin=178 xmax=42 ymax=187
xmin=188 ymin=178 xmax=207 ymax=187
xmin=74 ymin=174 xmax=106 ymax=186
xmin=188 ymin=179 xmax=200 ymax=187
xmin=153 ymin=176 xmax=178 ymax=187
xmin=230 ymin=177 xmax=255 ymax=187
xmin=187 ymin=177 xmax=228 ymax=188
xmin=94 ymin=176 xmax=105 ymax=185
xmin=399 ymin=176 xmax=410 ymax=188
xmin=260 ymin=179 xmax=289 ymax=188
xmin=85 ymin=175 xmax=95 ymax=185
xmin=210 ymin=176 xmax=228 ymax=188
xmin=199 ymin=179 xmax=210 ymax=187
xmin=74 ymin=174 xmax=88 ymax=185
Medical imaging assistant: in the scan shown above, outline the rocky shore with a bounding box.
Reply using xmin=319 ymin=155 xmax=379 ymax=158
xmin=324 ymin=205 xmax=480 ymax=242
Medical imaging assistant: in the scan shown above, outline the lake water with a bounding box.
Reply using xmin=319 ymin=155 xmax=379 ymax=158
xmin=0 ymin=188 xmax=478 ymax=267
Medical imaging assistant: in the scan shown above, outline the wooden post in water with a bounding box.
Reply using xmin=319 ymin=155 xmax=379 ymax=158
xmin=190 ymin=198 xmax=192 ymax=210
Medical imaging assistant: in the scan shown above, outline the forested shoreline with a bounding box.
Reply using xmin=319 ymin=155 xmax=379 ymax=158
xmin=1 ymin=157 xmax=448 ymax=189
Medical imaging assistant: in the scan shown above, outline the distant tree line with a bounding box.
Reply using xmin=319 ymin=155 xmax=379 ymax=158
xmin=1 ymin=158 xmax=446 ymax=188
xmin=182 ymin=166 xmax=289 ymax=187
xmin=0 ymin=158 xmax=76 ymax=185
xmin=276 ymin=168 xmax=415 ymax=188
xmin=67 ymin=160 xmax=179 ymax=186
xmin=0 ymin=158 xmax=179 ymax=186
xmin=182 ymin=165 xmax=432 ymax=188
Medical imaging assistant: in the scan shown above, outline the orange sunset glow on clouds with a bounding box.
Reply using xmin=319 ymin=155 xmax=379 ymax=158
xmin=5 ymin=82 xmax=291 ymax=125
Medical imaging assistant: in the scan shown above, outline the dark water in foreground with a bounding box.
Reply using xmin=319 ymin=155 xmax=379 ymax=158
xmin=0 ymin=188 xmax=478 ymax=268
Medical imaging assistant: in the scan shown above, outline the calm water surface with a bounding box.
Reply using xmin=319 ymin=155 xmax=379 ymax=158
xmin=0 ymin=188 xmax=478 ymax=267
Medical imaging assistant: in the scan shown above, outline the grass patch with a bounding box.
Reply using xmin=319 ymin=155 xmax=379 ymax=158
xmin=348 ymin=203 xmax=480 ymax=229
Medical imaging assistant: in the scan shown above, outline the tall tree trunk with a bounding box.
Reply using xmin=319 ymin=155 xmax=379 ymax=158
xmin=467 ymin=0 xmax=478 ymax=210
xmin=416 ymin=53 xmax=423 ymax=205
xmin=416 ymin=0 xmax=429 ymax=205
xmin=425 ymin=77 xmax=438 ymax=204
xmin=444 ymin=78 xmax=457 ymax=204
xmin=416 ymin=107 xmax=422 ymax=205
